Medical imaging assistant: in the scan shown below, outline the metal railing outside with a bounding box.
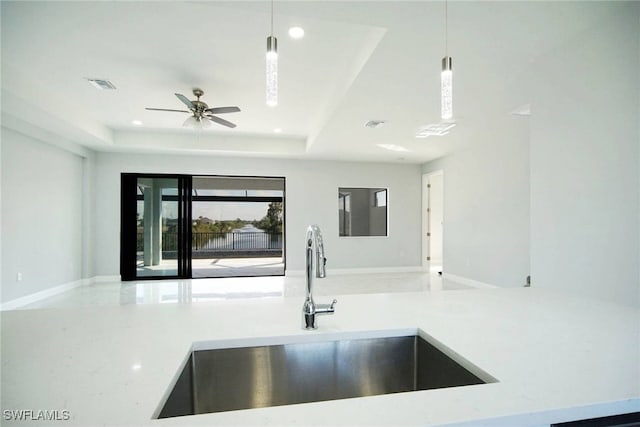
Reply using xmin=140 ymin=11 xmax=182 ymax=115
xmin=137 ymin=231 xmax=282 ymax=252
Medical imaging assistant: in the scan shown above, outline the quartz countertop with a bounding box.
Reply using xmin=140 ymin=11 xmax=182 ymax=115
xmin=2 ymin=287 xmax=639 ymax=426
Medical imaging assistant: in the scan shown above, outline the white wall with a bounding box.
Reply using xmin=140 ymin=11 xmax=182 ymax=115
xmin=92 ymin=152 xmax=422 ymax=276
xmin=1 ymin=127 xmax=85 ymax=303
xmin=529 ymin=4 xmax=640 ymax=307
xmin=422 ymin=3 xmax=639 ymax=306
xmin=422 ymin=119 xmax=531 ymax=288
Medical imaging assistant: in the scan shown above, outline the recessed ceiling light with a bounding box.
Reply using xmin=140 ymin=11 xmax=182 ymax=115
xmin=510 ymin=103 xmax=531 ymax=116
xmin=273 ymin=128 xmax=282 ymax=133
xmin=377 ymin=144 xmax=409 ymax=152
xmin=85 ymin=78 xmax=116 ymax=90
xmin=131 ymin=120 xmax=143 ymax=126
xmin=415 ymin=122 xmax=456 ymax=138
xmin=288 ymin=26 xmax=305 ymax=39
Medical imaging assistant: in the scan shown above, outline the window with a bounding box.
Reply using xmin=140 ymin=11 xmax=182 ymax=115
xmin=338 ymin=187 xmax=388 ymax=237
xmin=338 ymin=192 xmax=352 ymax=236
xmin=374 ymin=189 xmax=387 ymax=207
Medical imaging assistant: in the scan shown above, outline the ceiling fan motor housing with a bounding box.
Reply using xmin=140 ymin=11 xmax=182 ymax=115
xmin=192 ymin=101 xmax=208 ymax=118
xmin=191 ymin=88 xmax=207 ymax=118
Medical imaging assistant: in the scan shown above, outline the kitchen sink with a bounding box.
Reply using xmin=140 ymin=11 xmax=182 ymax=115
xmin=157 ymin=332 xmax=496 ymax=418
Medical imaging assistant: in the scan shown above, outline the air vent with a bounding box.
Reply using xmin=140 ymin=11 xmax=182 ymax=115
xmin=365 ymin=120 xmax=385 ymax=129
xmin=86 ymin=78 xmax=116 ymax=90
xmin=415 ymin=122 xmax=456 ymax=138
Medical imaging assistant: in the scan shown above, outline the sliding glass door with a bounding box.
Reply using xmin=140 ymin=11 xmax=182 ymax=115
xmin=191 ymin=176 xmax=285 ymax=278
xmin=121 ymin=174 xmax=191 ymax=280
xmin=121 ymin=173 xmax=285 ymax=281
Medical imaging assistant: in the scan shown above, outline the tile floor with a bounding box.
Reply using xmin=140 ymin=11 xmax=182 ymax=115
xmin=136 ymin=257 xmax=286 ymax=278
xmin=191 ymin=257 xmax=285 ymax=278
xmin=19 ymin=270 xmax=471 ymax=310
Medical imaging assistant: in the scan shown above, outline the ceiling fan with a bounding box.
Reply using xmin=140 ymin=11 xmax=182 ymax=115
xmin=146 ymin=88 xmax=240 ymax=129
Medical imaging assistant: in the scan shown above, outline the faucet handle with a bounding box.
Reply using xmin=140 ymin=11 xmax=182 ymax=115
xmin=330 ymin=299 xmax=337 ymax=310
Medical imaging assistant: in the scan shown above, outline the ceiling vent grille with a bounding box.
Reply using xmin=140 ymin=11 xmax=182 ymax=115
xmin=86 ymin=78 xmax=116 ymax=90
xmin=415 ymin=122 xmax=456 ymax=138
xmin=364 ymin=120 xmax=385 ymax=129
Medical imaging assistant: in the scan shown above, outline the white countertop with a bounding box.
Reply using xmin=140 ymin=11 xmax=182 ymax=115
xmin=2 ymin=287 xmax=639 ymax=426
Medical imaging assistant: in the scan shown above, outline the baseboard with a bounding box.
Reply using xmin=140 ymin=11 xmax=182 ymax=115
xmin=286 ymin=266 xmax=423 ymax=277
xmin=93 ymin=275 xmax=120 ymax=283
xmin=443 ymin=273 xmax=498 ymax=289
xmin=1 ymin=278 xmax=92 ymax=311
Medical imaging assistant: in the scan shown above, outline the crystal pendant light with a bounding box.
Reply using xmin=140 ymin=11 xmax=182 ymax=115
xmin=441 ymin=0 xmax=453 ymax=120
xmin=266 ymin=0 xmax=278 ymax=107
xmin=441 ymin=56 xmax=452 ymax=120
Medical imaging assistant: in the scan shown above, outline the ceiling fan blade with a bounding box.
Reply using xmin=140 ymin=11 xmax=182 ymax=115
xmin=205 ymin=115 xmax=237 ymax=128
xmin=145 ymin=108 xmax=190 ymax=113
xmin=205 ymin=106 xmax=241 ymax=114
xmin=175 ymin=93 xmax=195 ymax=109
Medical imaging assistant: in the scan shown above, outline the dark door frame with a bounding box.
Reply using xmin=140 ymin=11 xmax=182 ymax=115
xmin=120 ymin=173 xmax=286 ymax=281
xmin=120 ymin=173 xmax=192 ymax=281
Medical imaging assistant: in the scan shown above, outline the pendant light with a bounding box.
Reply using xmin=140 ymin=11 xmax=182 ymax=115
xmin=441 ymin=0 xmax=453 ymax=120
xmin=266 ymin=0 xmax=278 ymax=107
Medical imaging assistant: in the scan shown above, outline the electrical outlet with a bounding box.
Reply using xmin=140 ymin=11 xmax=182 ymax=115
xmin=16 ymin=272 xmax=23 ymax=282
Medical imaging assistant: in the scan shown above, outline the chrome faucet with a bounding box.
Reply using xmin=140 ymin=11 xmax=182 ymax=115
xmin=302 ymin=225 xmax=337 ymax=330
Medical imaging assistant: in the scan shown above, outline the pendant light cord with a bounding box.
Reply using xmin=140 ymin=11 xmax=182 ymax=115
xmin=445 ymin=0 xmax=448 ymax=55
xmin=270 ymin=0 xmax=274 ymax=36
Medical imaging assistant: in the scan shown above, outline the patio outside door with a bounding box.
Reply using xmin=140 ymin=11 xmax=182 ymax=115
xmin=120 ymin=173 xmax=285 ymax=281
xmin=121 ymin=174 xmax=191 ymax=280
xmin=190 ymin=176 xmax=285 ymax=278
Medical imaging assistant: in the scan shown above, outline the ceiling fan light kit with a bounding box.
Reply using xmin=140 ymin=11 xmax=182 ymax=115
xmin=145 ymin=88 xmax=240 ymax=129
xmin=183 ymin=115 xmax=210 ymax=129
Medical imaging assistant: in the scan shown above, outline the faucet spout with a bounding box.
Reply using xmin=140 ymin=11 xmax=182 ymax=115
xmin=302 ymin=225 xmax=336 ymax=330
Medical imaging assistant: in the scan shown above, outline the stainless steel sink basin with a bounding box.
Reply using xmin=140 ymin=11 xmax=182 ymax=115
xmin=157 ymin=333 xmax=495 ymax=418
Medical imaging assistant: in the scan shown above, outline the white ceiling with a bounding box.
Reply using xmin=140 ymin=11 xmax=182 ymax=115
xmin=0 ymin=1 xmax=617 ymax=164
